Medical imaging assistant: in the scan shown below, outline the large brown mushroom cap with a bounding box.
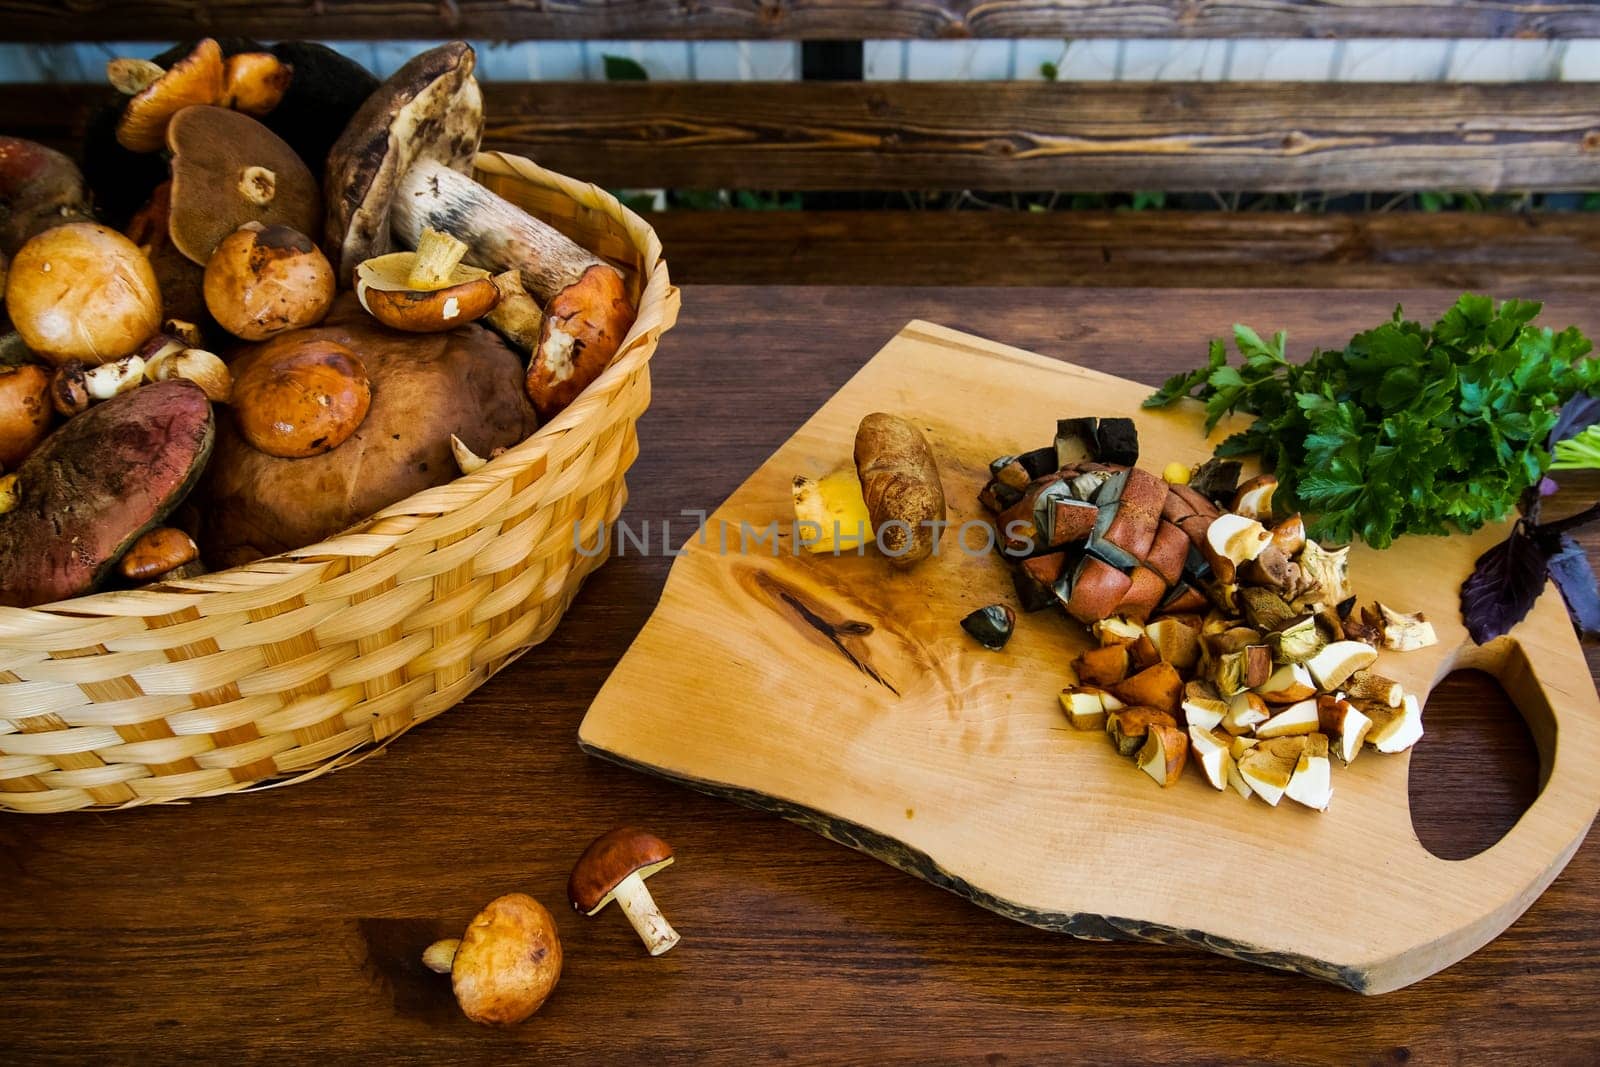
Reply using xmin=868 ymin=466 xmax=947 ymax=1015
xmin=567 ymin=827 xmax=676 ymax=915
xmin=199 ymin=293 xmax=538 ymax=566
xmin=450 ymin=893 xmax=563 ymax=1027
xmin=167 ymin=106 xmax=321 ymax=266
xmin=323 ymin=41 xmax=483 ymax=282
xmin=117 ymin=39 xmax=225 ymax=153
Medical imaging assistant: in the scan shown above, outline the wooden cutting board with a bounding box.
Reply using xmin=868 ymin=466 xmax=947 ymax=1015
xmin=579 ymin=320 xmax=1600 ymax=994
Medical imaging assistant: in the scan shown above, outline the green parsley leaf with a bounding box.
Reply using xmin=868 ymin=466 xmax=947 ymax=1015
xmin=1147 ymin=295 xmax=1598 ymax=549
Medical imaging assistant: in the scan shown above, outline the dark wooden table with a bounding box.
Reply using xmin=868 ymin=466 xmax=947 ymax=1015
xmin=4 ymin=287 xmax=1598 ymax=1063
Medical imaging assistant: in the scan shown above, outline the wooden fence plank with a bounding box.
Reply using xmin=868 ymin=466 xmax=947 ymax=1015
xmin=2 ymin=1 xmax=1597 ymax=41
xmin=8 ymin=80 xmax=1598 ymax=194
xmin=480 ymin=81 xmax=1600 ymax=193
xmin=648 ymin=210 xmax=1600 ymax=288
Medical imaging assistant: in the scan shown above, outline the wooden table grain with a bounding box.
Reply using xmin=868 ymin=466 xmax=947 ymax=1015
xmin=3 ymin=287 xmax=1597 ymax=1063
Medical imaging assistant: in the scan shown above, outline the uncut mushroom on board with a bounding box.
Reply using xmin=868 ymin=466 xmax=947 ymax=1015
xmin=568 ymin=827 xmax=682 ymax=956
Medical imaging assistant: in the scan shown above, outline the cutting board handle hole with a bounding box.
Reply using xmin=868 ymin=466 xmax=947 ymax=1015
xmin=1408 ymin=658 xmax=1543 ymax=862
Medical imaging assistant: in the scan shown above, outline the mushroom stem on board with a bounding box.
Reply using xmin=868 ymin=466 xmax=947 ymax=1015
xmin=609 ymin=870 xmax=681 ymax=957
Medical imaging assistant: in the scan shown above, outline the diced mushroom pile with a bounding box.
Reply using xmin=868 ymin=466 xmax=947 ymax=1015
xmin=978 ymin=418 xmax=1438 ymax=812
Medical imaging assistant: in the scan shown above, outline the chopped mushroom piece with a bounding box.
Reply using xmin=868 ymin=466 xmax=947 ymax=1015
xmin=1106 ymin=707 xmax=1178 ymax=758
xmin=1317 ymin=694 xmax=1372 ymax=765
xmin=1109 ymin=662 xmax=1183 ymax=714
xmin=1075 ymin=643 xmax=1132 ymax=688
xmin=1257 ymin=662 xmax=1317 ymax=704
xmin=1255 ymin=698 xmax=1320 ymax=739
xmin=1059 ymin=687 xmax=1111 ymax=731
xmin=1180 ymin=680 xmax=1228 ymax=732
xmin=1237 ymin=736 xmax=1307 ymax=807
xmin=568 ymin=827 xmax=681 ymax=956
xmin=1201 ymin=512 xmax=1271 ymax=583
xmin=1305 ymin=640 xmax=1379 ymax=691
xmin=1377 ymin=603 xmax=1438 ymax=652
xmin=1345 ymin=670 xmax=1403 ymax=708
xmin=1231 ymin=474 xmax=1277 ymax=521
xmin=1187 ymin=726 xmax=1233 ymax=791
xmin=1137 ymin=724 xmax=1189 ymax=787
xmin=1367 ymin=693 xmax=1425 ymax=753
xmin=1284 ymin=733 xmax=1334 ymax=811
xmin=1145 ymin=616 xmax=1200 ymax=671
xmin=1221 ymin=691 xmax=1270 ymax=736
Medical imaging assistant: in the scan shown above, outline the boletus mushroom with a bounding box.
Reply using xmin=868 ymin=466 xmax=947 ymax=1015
xmin=5 ymin=223 xmax=162 ymax=366
xmin=568 ymin=827 xmax=681 ymax=956
xmin=231 ymin=337 xmax=371 ymax=458
xmin=323 ymin=41 xmax=483 ymax=281
xmin=355 ymin=228 xmax=499 ymax=333
xmin=167 ymin=105 xmax=321 ymax=266
xmin=423 ymin=893 xmax=562 ymax=1027
xmin=203 ymin=222 xmax=335 ymax=341
xmin=200 ymin=294 xmax=538 ymax=565
xmin=0 ymin=380 xmax=213 ymax=607
xmin=0 ymin=137 xmax=94 ymax=256
xmin=391 ymin=160 xmax=636 ymax=420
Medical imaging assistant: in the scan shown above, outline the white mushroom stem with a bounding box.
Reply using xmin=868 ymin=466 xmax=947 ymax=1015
xmin=422 ymin=938 xmax=460 ymax=974
xmin=611 ymin=871 xmax=680 ymax=956
xmin=391 ymin=159 xmax=615 ymax=302
xmin=83 ymin=355 xmax=146 ymax=401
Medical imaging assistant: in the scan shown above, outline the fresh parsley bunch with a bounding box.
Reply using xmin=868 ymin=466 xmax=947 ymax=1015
xmin=1144 ymin=295 xmax=1599 ymax=549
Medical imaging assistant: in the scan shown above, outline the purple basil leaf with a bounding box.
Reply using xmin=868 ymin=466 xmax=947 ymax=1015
xmin=1549 ymin=395 xmax=1600 ymax=449
xmin=1534 ymin=499 xmax=1600 ymax=541
xmin=1461 ymin=518 xmax=1554 ymax=643
xmin=1546 ymin=535 xmax=1600 ymax=637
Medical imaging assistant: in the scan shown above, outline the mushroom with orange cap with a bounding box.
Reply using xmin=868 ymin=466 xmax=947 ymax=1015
xmin=114 ymin=38 xmax=225 ymax=152
xmin=567 ymin=827 xmax=682 ymax=956
xmin=422 ymin=893 xmax=563 ymax=1027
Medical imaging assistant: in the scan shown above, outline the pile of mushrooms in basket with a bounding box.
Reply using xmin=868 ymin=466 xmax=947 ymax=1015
xmin=0 ymin=39 xmax=636 ymax=608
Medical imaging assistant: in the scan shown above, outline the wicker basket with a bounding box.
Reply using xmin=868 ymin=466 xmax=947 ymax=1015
xmin=0 ymin=152 xmax=679 ymax=813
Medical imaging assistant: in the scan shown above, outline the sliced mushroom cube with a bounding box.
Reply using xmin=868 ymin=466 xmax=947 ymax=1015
xmin=1284 ymin=733 xmax=1334 ymax=811
xmin=1146 ymin=617 xmax=1201 ymax=672
xmin=1064 ymin=555 xmax=1133 ymax=625
xmin=1145 ymin=519 xmax=1190 ymax=587
xmin=1075 ymin=643 xmax=1132 ymax=688
xmin=1317 ymin=694 xmax=1372 ymax=764
xmin=1188 ymin=726 xmax=1234 ymax=791
xmin=1180 ymin=680 xmax=1229 ymax=731
xmin=1257 ymin=662 xmax=1317 ymax=704
xmin=1109 ymin=661 xmax=1184 ymax=714
xmin=1113 ymin=565 xmax=1168 ymax=625
xmin=1137 ymin=723 xmax=1189 ymax=787
xmin=1255 ymin=698 xmax=1320 ymax=739
xmin=1222 ymin=691 xmax=1270 ymax=735
xmin=1305 ymin=639 xmax=1379 ymax=691
xmin=1054 ymin=417 xmax=1098 ymax=468
xmin=1237 ymin=736 xmax=1307 ymax=806
xmin=1107 ymin=707 xmax=1178 ymax=758
xmin=1092 ymin=418 xmax=1139 ymax=466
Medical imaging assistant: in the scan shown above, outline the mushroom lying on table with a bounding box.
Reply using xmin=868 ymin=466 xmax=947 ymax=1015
xmin=423 ymin=893 xmax=562 ymax=1027
xmin=567 ymin=827 xmax=681 ymax=956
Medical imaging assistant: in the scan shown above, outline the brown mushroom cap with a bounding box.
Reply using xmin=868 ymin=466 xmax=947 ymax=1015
xmin=450 ymin=893 xmax=562 ymax=1027
xmin=0 ymin=363 xmax=53 ymax=468
xmin=167 ymin=106 xmax=321 ymax=266
xmin=0 ymin=137 xmax=94 ymax=257
xmin=567 ymin=827 xmax=676 ymax=915
xmin=117 ymin=39 xmax=225 ymax=153
xmin=232 ymin=337 xmax=371 ymax=458
xmin=4 ymin=223 xmax=162 ymax=366
xmin=525 ymin=263 xmax=635 ymax=421
xmin=354 ymin=253 xmax=498 ymax=333
xmin=323 ymin=41 xmax=483 ymax=282
xmin=118 ymin=526 xmax=200 ymax=582
xmin=203 ymin=222 xmax=334 ymax=341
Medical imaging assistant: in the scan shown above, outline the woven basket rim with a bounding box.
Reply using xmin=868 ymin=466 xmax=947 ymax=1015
xmin=0 ymin=151 xmax=677 ymax=626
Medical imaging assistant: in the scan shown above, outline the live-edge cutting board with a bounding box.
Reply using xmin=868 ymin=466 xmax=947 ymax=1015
xmin=580 ymin=320 xmax=1600 ymax=994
